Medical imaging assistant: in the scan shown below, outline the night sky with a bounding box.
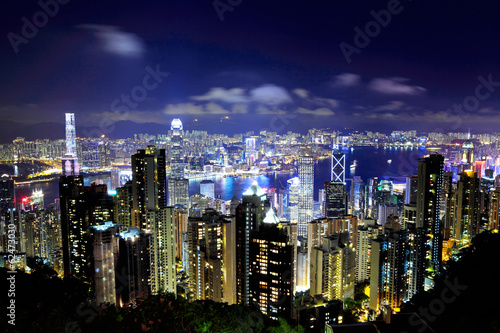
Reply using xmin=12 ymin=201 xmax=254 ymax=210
xmin=1 ymin=0 xmax=500 ymax=140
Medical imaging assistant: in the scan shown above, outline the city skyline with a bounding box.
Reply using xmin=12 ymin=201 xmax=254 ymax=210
xmin=2 ymin=1 xmax=500 ymax=142
xmin=2 ymin=2 xmax=500 ymax=332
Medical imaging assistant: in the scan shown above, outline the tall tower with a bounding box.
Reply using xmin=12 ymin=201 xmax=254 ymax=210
xmin=131 ymin=146 xmax=167 ymax=230
xmin=298 ymin=156 xmax=314 ymax=238
xmin=416 ymin=154 xmax=444 ymax=275
xmin=324 ymin=181 xmax=348 ymax=219
xmin=170 ymin=118 xmax=184 ymax=179
xmin=235 ymin=181 xmax=269 ymax=306
xmin=169 ymin=119 xmax=189 ymax=208
xmin=249 ymin=209 xmax=294 ymax=320
xmin=331 ymin=144 xmax=345 ymax=183
xmin=62 ymin=113 xmax=79 ymax=176
xmin=149 ymin=207 xmax=176 ymax=295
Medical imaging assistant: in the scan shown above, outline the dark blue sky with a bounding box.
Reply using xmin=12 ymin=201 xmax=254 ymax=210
xmin=1 ymin=0 xmax=500 ymax=139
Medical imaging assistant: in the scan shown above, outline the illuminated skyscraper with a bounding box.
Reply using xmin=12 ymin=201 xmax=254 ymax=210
xmin=0 ymin=174 xmax=14 ymax=212
xmin=131 ymin=146 xmax=167 ymax=230
xmin=62 ymin=113 xmax=79 ymax=176
xmin=235 ymin=181 xmax=269 ymax=306
xmin=200 ymin=180 xmax=215 ymax=199
xmin=461 ymin=135 xmax=474 ymax=165
xmin=149 ymin=207 xmax=176 ymax=295
xmin=245 ymin=137 xmax=257 ymax=164
xmin=310 ymin=234 xmax=344 ymax=301
xmin=60 ymin=181 xmax=114 ymax=278
xmin=331 ymin=144 xmax=345 ymax=184
xmin=169 ymin=119 xmax=189 ymax=207
xmin=287 ymin=177 xmax=300 ymax=223
xmin=249 ymin=209 xmax=294 ymax=320
xmin=416 ymin=154 xmax=444 ymax=275
xmin=298 ymin=156 xmax=314 ymax=238
xmin=170 ymin=118 xmax=184 ymax=179
xmin=324 ymin=181 xmax=348 ymax=219
xmin=89 ymin=222 xmax=120 ymax=305
xmin=117 ymin=227 xmax=151 ymax=306
xmin=350 ymin=176 xmax=364 ymax=218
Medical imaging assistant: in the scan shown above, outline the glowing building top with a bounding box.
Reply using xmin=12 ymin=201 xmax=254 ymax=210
xmin=62 ymin=113 xmax=79 ymax=176
xmin=171 ymin=118 xmax=183 ymax=131
xmin=65 ymin=113 xmax=77 ymax=156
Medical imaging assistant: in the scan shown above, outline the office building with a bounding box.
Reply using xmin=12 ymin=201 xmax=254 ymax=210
xmin=416 ymin=154 xmax=444 ymax=274
xmin=249 ymin=209 xmax=294 ymax=320
xmin=131 ymin=146 xmax=167 ymax=230
xmin=298 ymin=156 xmax=314 ymax=238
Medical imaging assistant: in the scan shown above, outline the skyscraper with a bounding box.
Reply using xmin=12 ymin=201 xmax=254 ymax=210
xmin=298 ymin=156 xmax=314 ymax=238
xmin=168 ymin=119 xmax=189 ymax=207
xmin=200 ymin=180 xmax=215 ymax=199
xmin=249 ymin=209 xmax=294 ymax=320
xmin=287 ymin=177 xmax=300 ymax=224
xmin=350 ymin=176 xmax=364 ymax=218
xmin=89 ymin=222 xmax=120 ymax=305
xmin=324 ymin=181 xmax=348 ymax=219
xmin=235 ymin=181 xmax=269 ymax=306
xmin=61 ymin=113 xmax=79 ymax=177
xmin=131 ymin=146 xmax=167 ymax=230
xmin=117 ymin=227 xmax=151 ymax=306
xmin=331 ymin=145 xmax=345 ymax=184
xmin=170 ymin=118 xmax=184 ymax=179
xmin=149 ymin=207 xmax=176 ymax=295
xmin=416 ymin=154 xmax=444 ymax=275
xmin=60 ymin=180 xmax=114 ymax=278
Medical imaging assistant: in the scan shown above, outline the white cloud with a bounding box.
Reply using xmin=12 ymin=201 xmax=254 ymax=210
xmin=249 ymin=84 xmax=293 ymax=105
xmin=78 ymin=25 xmax=145 ymax=57
xmin=190 ymin=84 xmax=293 ymax=106
xmin=191 ymin=87 xmax=248 ymax=103
xmin=292 ymin=88 xmax=310 ymax=98
xmin=296 ymin=107 xmax=335 ymax=116
xmin=368 ymin=77 xmax=426 ymax=95
xmin=332 ymin=73 xmax=361 ymax=87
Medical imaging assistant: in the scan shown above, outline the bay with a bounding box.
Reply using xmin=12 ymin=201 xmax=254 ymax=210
xmin=12 ymin=146 xmax=428 ymax=206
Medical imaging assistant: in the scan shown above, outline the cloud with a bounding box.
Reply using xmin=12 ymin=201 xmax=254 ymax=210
xmin=78 ymin=24 xmax=145 ymax=57
xmin=191 ymin=87 xmax=248 ymax=103
xmin=292 ymin=88 xmax=310 ymax=99
xmin=368 ymin=77 xmax=426 ymax=95
xmin=331 ymin=73 xmax=361 ymax=87
xmin=296 ymin=107 xmax=335 ymax=116
xmin=249 ymin=84 xmax=293 ymax=105
xmin=191 ymin=84 xmax=293 ymax=105
xmin=163 ymin=103 xmax=205 ymax=115
xmin=292 ymin=89 xmax=339 ymax=108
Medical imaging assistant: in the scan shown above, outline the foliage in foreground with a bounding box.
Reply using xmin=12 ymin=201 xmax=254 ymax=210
xmin=1 ymin=261 xmax=303 ymax=333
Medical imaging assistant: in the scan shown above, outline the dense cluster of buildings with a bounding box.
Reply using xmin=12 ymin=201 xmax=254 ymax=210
xmin=1 ymin=113 xmax=500 ymax=331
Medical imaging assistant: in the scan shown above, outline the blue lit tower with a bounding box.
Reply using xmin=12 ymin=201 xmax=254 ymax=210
xmin=168 ymin=119 xmax=189 ymax=207
xmin=62 ymin=113 xmax=79 ymax=176
xmin=170 ymin=118 xmax=184 ymax=178
xmin=331 ymin=143 xmax=345 ymax=183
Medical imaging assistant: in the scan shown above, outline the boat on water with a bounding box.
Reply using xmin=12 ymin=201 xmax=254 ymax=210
xmin=350 ymin=160 xmax=357 ymax=168
xmin=387 ymin=159 xmax=392 ymax=164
